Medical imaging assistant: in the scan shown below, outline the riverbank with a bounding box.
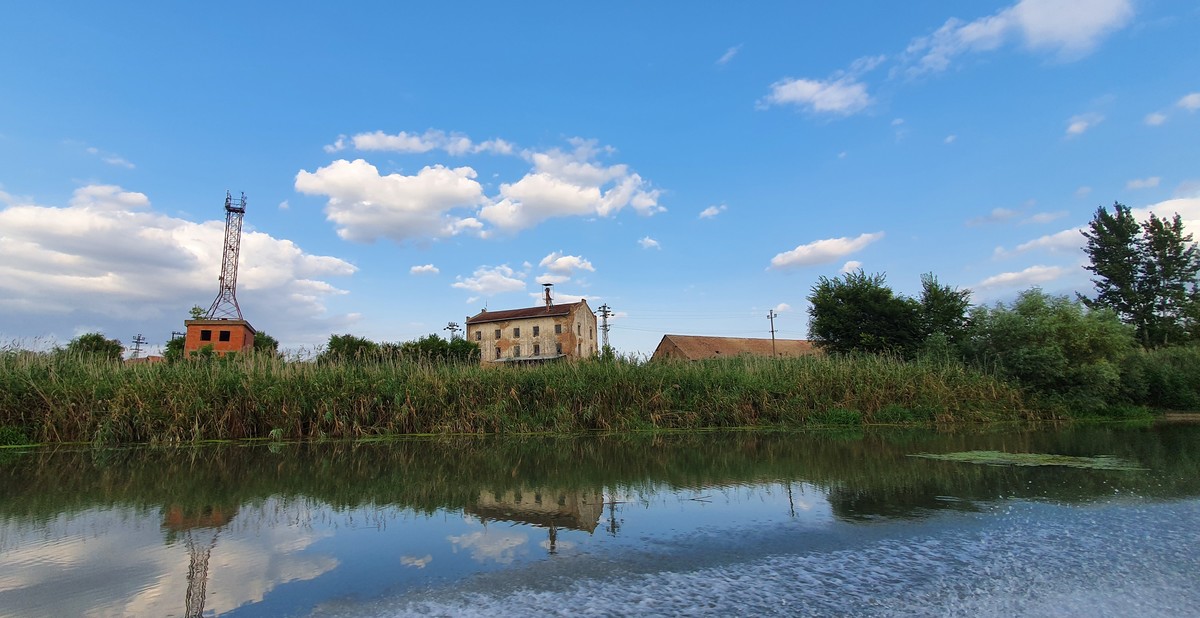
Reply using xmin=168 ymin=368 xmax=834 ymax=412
xmin=0 ymin=353 xmax=1055 ymax=444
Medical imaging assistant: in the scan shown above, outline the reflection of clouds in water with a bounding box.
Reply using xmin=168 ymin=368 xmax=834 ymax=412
xmin=401 ymin=555 xmax=432 ymax=569
xmin=447 ymin=530 xmax=529 ymax=565
xmin=538 ymin=539 xmax=574 ymax=552
xmin=0 ymin=498 xmax=339 ymax=617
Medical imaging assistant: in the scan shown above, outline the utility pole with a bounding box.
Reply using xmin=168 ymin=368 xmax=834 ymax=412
xmin=767 ymin=310 xmax=777 ymax=357
xmin=444 ymin=321 xmax=461 ymax=340
xmin=131 ymin=333 xmax=147 ymax=359
xmin=598 ymin=304 xmax=612 ymax=350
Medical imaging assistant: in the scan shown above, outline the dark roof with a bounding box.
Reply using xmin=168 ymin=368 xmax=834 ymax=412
xmin=466 ymin=301 xmax=585 ymax=325
xmin=653 ymin=335 xmax=820 ymax=360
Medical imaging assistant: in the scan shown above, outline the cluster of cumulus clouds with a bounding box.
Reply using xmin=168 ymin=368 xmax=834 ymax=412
xmin=297 ymin=133 xmax=663 ymax=243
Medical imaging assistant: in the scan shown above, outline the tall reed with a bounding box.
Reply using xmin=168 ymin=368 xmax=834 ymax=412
xmin=0 ymin=351 xmax=1037 ymax=444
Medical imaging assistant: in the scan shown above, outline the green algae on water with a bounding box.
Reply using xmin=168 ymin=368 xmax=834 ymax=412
xmin=910 ymin=450 xmax=1146 ymax=471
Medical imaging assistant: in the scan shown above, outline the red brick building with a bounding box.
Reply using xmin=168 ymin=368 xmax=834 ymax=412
xmin=183 ymin=319 xmax=255 ymax=357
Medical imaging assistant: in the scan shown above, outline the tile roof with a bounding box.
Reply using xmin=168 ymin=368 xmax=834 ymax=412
xmin=466 ymin=301 xmax=583 ymax=325
xmin=653 ymin=335 xmax=819 ymax=360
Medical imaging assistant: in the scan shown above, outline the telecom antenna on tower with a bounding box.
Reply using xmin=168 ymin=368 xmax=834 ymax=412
xmin=205 ymin=191 xmax=247 ymax=320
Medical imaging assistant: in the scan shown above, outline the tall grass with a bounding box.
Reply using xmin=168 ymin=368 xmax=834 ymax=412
xmin=0 ymin=351 xmax=1038 ymax=444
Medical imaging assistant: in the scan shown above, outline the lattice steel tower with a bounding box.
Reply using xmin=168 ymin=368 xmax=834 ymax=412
xmin=204 ymin=191 xmax=247 ymax=320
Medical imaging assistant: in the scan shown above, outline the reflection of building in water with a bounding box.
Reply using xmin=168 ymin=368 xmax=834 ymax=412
xmin=161 ymin=504 xmax=239 ymax=618
xmin=466 ymin=488 xmax=603 ymax=554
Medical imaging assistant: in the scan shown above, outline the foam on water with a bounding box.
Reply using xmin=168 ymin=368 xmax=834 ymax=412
xmin=312 ymin=499 xmax=1200 ymax=617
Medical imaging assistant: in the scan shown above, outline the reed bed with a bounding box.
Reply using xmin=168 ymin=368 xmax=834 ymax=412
xmin=0 ymin=352 xmax=1039 ymax=444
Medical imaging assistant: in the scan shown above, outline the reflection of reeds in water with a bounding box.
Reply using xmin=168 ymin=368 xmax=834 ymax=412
xmin=0 ymin=352 xmax=1037 ymax=444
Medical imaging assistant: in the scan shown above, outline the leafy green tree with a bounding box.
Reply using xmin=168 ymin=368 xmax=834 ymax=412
xmin=807 ymin=270 xmax=922 ymax=357
xmin=398 ymin=334 xmax=479 ymax=363
xmin=63 ymin=333 xmax=125 ymax=361
xmin=164 ymin=337 xmax=184 ymax=362
xmin=917 ymin=273 xmax=972 ymax=344
xmin=962 ymin=289 xmax=1135 ymax=406
xmin=1082 ymin=203 xmax=1200 ymax=347
xmin=253 ymin=331 xmax=280 ymax=356
xmin=189 ymin=305 xmax=206 ymax=320
xmin=318 ymin=334 xmax=380 ymax=363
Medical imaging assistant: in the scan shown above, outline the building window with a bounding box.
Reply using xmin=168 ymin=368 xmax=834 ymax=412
xmin=514 ymin=345 xmax=521 ymax=358
xmin=589 ymin=327 xmax=593 ymax=340
xmin=200 ymin=330 xmax=212 ymax=341
xmin=475 ymin=330 xmax=481 ymax=341
xmin=218 ymin=331 xmax=231 ymax=342
xmin=577 ymin=343 xmax=581 ymax=355
xmin=555 ymin=324 xmax=562 ymax=334
xmin=495 ymin=347 xmax=501 ymax=359
xmin=556 ymin=342 xmax=562 ymax=354
xmin=577 ymin=324 xmax=581 ymax=335
xmin=513 ymin=327 xmax=520 ymax=337
xmin=533 ymin=344 xmax=540 ymax=356
xmin=533 ymin=326 xmax=540 ymax=336
xmin=494 ymin=329 xmax=501 ymax=339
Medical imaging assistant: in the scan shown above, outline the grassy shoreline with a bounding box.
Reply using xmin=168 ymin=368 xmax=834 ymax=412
xmin=0 ymin=352 xmax=1054 ymax=445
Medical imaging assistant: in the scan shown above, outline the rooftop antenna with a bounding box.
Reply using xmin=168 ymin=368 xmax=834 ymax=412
xmin=204 ymin=191 xmax=247 ymax=320
xmin=543 ymin=283 xmax=554 ymax=310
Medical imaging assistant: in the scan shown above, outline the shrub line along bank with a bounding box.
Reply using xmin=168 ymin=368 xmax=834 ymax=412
xmin=0 ymin=353 xmax=1049 ymax=445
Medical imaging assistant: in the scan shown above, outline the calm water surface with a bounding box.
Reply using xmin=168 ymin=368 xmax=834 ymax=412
xmin=1 ymin=424 xmax=1198 ymax=617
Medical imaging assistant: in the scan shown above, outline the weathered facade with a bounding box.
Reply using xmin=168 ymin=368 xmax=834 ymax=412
xmin=183 ymin=319 xmax=256 ymax=357
xmin=651 ymin=334 xmax=820 ymax=361
xmin=465 ymin=300 xmax=598 ymax=366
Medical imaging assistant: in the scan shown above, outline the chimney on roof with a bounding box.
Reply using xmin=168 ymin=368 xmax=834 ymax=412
xmin=543 ymin=283 xmax=553 ymax=310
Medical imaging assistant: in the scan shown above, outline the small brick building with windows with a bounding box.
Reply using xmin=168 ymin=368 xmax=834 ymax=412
xmin=465 ymin=298 xmax=597 ymax=366
xmin=183 ymin=319 xmax=256 ymax=357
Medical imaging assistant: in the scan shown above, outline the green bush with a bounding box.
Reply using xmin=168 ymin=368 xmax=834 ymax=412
xmin=1120 ymin=345 xmax=1200 ymax=410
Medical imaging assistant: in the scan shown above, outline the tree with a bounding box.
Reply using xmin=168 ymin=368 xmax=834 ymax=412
xmin=318 ymin=334 xmax=379 ymax=363
xmin=164 ymin=337 xmax=184 ymax=362
xmin=189 ymin=305 xmax=206 ymax=320
xmin=1082 ymin=203 xmax=1200 ymax=348
xmin=962 ymin=289 xmax=1135 ymax=406
xmin=807 ymin=270 xmax=922 ymax=357
xmin=63 ymin=332 xmax=124 ymax=361
xmin=398 ymin=334 xmax=479 ymax=363
xmin=254 ymin=331 xmax=280 ymax=356
xmin=917 ymin=273 xmax=972 ymax=345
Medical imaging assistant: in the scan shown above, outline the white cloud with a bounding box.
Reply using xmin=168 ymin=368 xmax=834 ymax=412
xmin=539 ymin=251 xmax=595 ymax=275
xmin=529 ymin=290 xmax=591 ymax=305
xmin=535 ymin=274 xmax=570 ymax=285
xmin=1145 ymin=112 xmax=1167 ymax=126
xmin=1126 ymin=176 xmax=1161 ymax=190
xmin=977 ymin=264 xmax=1069 ymax=289
xmin=1013 ymin=228 xmax=1085 ymax=254
xmin=451 ymin=265 xmax=526 ymax=296
xmin=410 ymin=264 xmax=439 ymax=275
xmin=1023 ymin=211 xmax=1067 ymax=224
xmin=840 ymin=260 xmax=862 ymax=274
xmin=295 ymin=159 xmax=486 ymax=243
xmin=1065 ymin=113 xmax=1103 ymax=137
xmin=1131 ymin=197 xmax=1200 ymax=236
xmin=769 ymin=232 xmax=884 ymax=270
xmin=1075 ymin=186 xmax=1093 ymax=198
xmin=903 ymin=0 xmax=1133 ymax=75
xmin=944 ymin=134 xmax=957 ymax=144
xmin=480 ymin=139 xmax=662 ymax=231
xmin=1178 ymin=93 xmax=1200 ymax=111
xmin=83 ymin=145 xmax=135 ymax=169
xmin=639 ymin=236 xmax=661 ymax=250
xmin=773 ymin=303 xmax=792 ymax=313
xmin=761 ymin=76 xmax=871 ymax=115
xmin=327 ymin=130 xmax=515 ymax=156
xmin=0 ymin=185 xmax=356 ymax=345
xmin=716 ymin=45 xmax=741 ymax=66
xmin=968 ymin=207 xmax=1019 ymax=226
xmin=699 ymin=204 xmax=727 ymax=219
xmin=278 ymin=200 xmax=290 ymax=210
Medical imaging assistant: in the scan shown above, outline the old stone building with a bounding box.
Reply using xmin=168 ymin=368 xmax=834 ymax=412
xmin=465 ymin=289 xmax=598 ymax=366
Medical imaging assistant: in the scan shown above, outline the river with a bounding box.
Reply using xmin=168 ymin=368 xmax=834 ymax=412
xmin=1 ymin=423 xmax=1198 ymax=616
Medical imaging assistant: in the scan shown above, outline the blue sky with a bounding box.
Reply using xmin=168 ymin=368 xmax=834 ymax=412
xmin=1 ymin=1 xmax=1198 ymax=357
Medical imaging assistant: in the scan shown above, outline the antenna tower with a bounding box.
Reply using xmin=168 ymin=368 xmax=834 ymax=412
xmin=598 ymin=304 xmax=612 ymax=350
xmin=131 ymin=333 xmax=147 ymax=359
xmin=444 ymin=321 xmax=462 ymax=340
xmin=205 ymin=192 xmax=247 ymax=320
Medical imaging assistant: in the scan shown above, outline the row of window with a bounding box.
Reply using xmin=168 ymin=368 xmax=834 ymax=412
xmin=198 ymin=330 xmax=232 ymax=342
xmin=474 ymin=324 xmax=594 ymax=340
xmin=493 ymin=342 xmax=593 ymax=359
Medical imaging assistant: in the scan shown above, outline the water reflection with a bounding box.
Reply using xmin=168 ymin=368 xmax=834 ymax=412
xmin=0 ymin=424 xmax=1197 ymax=616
